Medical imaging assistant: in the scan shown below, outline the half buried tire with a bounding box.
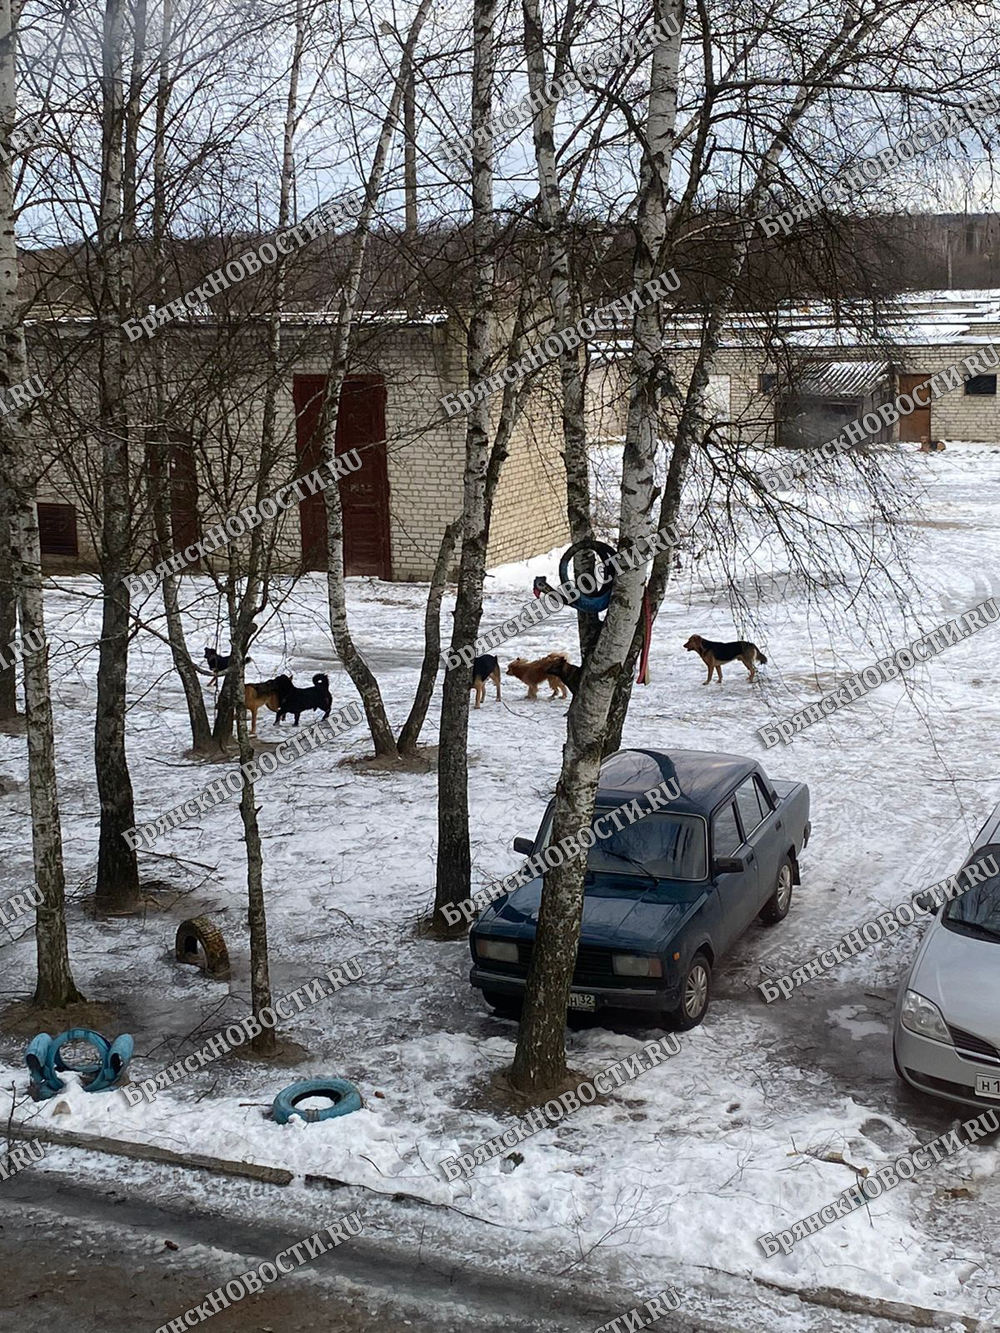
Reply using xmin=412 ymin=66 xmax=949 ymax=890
xmin=175 ymin=916 xmax=231 ymax=979
xmin=272 ymin=1078 xmax=363 ymax=1125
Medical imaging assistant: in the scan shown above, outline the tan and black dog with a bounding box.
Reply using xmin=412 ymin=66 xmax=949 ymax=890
xmin=684 ymin=634 xmax=767 ymax=684
xmin=244 ymin=675 xmax=290 ymax=735
xmin=471 ymin=654 xmax=502 ymax=709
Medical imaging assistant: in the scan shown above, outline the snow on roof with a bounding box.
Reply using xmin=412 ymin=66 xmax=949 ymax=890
xmin=794 ymin=360 xmax=892 ymax=398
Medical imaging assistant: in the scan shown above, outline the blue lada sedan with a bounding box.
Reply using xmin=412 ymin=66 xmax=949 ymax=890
xmin=470 ymin=749 xmax=810 ymax=1028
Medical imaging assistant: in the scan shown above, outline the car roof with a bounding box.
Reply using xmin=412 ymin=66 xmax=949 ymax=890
xmin=597 ymin=748 xmax=759 ymax=815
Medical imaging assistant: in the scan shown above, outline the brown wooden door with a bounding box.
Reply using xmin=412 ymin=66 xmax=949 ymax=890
xmin=170 ymin=443 xmax=200 ymax=556
xmin=293 ymin=374 xmax=390 ymax=578
xmin=897 ymin=374 xmax=931 ymax=443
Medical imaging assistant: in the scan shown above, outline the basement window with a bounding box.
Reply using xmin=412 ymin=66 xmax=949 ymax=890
xmin=964 ymin=374 xmax=997 ymax=396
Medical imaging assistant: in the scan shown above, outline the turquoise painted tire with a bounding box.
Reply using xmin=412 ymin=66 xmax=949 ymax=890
xmin=272 ymin=1078 xmax=362 ymax=1125
xmin=558 ymin=540 xmax=617 ymax=614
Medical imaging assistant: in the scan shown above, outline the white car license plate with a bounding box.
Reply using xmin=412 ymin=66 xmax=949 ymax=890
xmin=975 ymin=1074 xmax=1000 ymax=1099
xmin=568 ymin=992 xmax=596 ymax=1012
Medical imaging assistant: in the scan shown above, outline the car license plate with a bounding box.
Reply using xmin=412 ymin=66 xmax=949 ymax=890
xmin=568 ymin=992 xmax=596 ymax=1012
xmin=975 ymin=1074 xmax=1000 ymax=1099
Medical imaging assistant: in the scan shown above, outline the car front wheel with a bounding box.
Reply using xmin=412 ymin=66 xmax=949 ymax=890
xmin=760 ymin=856 xmax=794 ymax=924
xmin=673 ymin=952 xmax=711 ymax=1030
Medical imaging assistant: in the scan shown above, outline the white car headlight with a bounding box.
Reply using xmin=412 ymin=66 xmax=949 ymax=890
xmin=900 ymin=989 xmax=953 ymax=1044
xmin=477 ymin=938 xmax=519 ymax=963
xmin=612 ymin=954 xmax=663 ymax=978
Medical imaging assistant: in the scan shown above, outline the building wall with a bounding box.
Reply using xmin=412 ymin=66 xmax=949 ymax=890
xmin=28 ymin=315 xmax=570 ymax=584
xmin=487 ymin=376 xmax=569 ymax=569
xmin=897 ymin=341 xmax=1000 ymax=442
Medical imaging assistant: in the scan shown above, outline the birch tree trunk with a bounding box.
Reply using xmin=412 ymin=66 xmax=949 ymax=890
xmin=0 ymin=504 xmax=16 ymax=720
xmin=510 ymin=2 xmax=683 ymax=1093
xmin=396 ymin=519 xmax=458 ymax=754
xmin=146 ymin=0 xmax=212 ymax=753
xmin=433 ymin=0 xmax=496 ymax=928
xmin=94 ymin=0 xmax=141 ymax=913
xmin=522 ymin=0 xmax=600 ymax=657
xmin=319 ymin=0 xmax=433 ymax=758
xmin=0 ymin=0 xmax=82 ymax=1005
xmin=603 ymin=11 xmax=866 ymax=755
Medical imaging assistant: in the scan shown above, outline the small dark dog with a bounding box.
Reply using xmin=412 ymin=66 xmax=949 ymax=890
xmin=204 ymin=623 xmax=258 ymax=680
xmin=275 ymin=672 xmax=332 ymax=725
xmin=545 ymin=654 xmax=582 ymax=696
xmin=204 ymin=646 xmax=231 ymax=676
xmin=470 ymin=655 xmax=501 ymax=709
xmin=684 ymin=634 xmax=767 ymax=684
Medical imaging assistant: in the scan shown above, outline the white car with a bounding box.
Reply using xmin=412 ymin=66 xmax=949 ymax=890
xmin=893 ymin=806 xmax=1000 ymax=1108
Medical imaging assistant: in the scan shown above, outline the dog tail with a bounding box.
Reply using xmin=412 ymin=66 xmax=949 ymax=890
xmin=312 ymin=673 xmax=329 ymax=686
xmin=756 ymin=648 xmax=768 ymax=664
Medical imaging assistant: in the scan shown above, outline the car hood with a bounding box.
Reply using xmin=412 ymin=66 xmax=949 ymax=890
xmin=481 ymin=874 xmax=705 ymax=952
xmin=911 ymin=917 xmax=1000 ymax=1040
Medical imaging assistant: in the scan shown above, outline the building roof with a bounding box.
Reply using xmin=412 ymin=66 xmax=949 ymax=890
xmin=598 ymin=748 xmax=757 ymax=815
xmin=794 ymin=359 xmax=892 ymax=399
xmin=592 ymin=288 xmax=1000 ymax=360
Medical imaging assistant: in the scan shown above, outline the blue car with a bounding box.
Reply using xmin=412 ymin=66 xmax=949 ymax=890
xmin=470 ymin=749 xmax=810 ymax=1028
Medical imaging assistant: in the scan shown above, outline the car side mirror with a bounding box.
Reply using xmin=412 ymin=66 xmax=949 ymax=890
xmin=513 ymin=836 xmax=534 ymax=855
xmin=713 ymin=856 xmax=745 ymax=875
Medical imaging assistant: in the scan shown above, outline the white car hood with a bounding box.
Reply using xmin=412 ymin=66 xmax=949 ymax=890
xmin=911 ymin=917 xmax=1000 ymax=1043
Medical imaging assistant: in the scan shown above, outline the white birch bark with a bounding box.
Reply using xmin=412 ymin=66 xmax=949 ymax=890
xmin=320 ymin=0 xmax=434 ymax=758
xmin=511 ymin=1 xmax=684 ymax=1093
xmin=0 ymin=0 xmax=81 ymax=1004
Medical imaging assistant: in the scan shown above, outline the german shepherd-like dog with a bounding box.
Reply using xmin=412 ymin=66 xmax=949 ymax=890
xmin=684 ymin=634 xmax=767 ymax=684
xmin=244 ymin=676 xmax=290 ymax=736
xmin=470 ymin=655 xmax=502 ymax=709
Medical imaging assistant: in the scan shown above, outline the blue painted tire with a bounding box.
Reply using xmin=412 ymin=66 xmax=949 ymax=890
xmin=47 ymin=1029 xmax=109 ymax=1082
xmin=26 ymin=1033 xmax=53 ymax=1088
xmin=558 ymin=540 xmax=617 ymax=614
xmin=272 ymin=1078 xmax=362 ymax=1125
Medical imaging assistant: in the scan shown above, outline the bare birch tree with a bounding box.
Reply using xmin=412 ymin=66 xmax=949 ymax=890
xmin=93 ymin=0 xmax=141 ymax=913
xmin=510 ymin=0 xmax=684 ymax=1093
xmin=0 ymin=0 xmax=81 ymax=1006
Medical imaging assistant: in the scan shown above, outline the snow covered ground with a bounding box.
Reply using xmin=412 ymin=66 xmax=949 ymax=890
xmin=2 ymin=443 xmax=1000 ymax=1326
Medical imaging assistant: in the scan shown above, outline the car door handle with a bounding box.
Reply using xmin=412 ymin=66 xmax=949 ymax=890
xmin=774 ymin=820 xmax=782 ymax=830
xmin=746 ymin=851 xmax=755 ymax=863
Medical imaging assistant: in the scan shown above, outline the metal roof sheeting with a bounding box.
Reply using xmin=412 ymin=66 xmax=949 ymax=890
xmin=794 ymin=359 xmax=891 ymax=399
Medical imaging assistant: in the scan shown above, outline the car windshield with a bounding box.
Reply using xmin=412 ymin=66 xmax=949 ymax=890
xmin=538 ymin=806 xmax=707 ymax=881
xmin=944 ymin=866 xmax=1000 ymax=940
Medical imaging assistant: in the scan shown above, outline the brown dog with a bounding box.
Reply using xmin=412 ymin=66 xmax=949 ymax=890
xmin=506 ymin=653 xmax=570 ymax=700
xmin=684 ymin=635 xmax=767 ymax=684
xmin=244 ymin=675 xmax=289 ymax=734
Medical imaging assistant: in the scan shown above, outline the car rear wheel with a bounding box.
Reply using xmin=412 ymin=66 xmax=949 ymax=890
xmin=760 ymin=856 xmax=794 ymax=924
xmin=673 ymin=952 xmax=711 ymax=1030
xmin=482 ymin=989 xmax=522 ymax=1019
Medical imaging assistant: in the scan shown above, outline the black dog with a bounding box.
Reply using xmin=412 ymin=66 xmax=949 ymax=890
xmin=204 ymin=623 xmax=258 ymax=678
xmin=275 ymin=672 xmax=332 ymax=726
xmin=545 ymin=654 xmax=582 ymax=696
xmin=204 ymin=646 xmax=231 ymax=675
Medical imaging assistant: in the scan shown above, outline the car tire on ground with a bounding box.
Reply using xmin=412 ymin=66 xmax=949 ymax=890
xmin=673 ymin=952 xmax=711 ymax=1030
xmin=482 ymin=989 xmax=522 ymax=1019
xmin=760 ymin=855 xmax=794 ymax=925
